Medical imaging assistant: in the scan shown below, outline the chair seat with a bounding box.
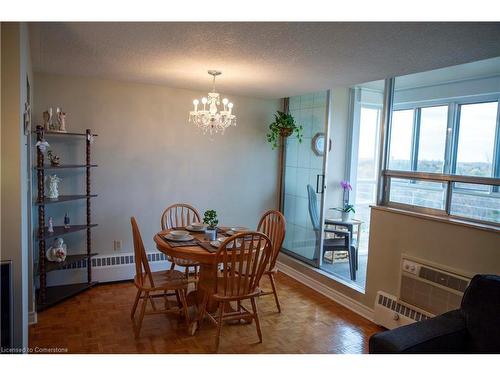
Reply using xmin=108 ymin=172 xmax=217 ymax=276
xmin=212 ymin=277 xmax=262 ymax=301
xmin=323 ymin=237 xmax=354 ymax=250
xmin=135 ymin=269 xmax=188 ymax=291
xmin=173 ymin=257 xmax=200 ymax=267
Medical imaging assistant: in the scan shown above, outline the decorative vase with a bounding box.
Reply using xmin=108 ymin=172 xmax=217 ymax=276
xmin=341 ymin=211 xmax=351 ymax=222
xmin=205 ymin=228 xmax=217 ymax=241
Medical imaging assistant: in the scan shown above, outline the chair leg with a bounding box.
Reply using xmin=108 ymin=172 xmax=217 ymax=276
xmin=250 ymin=297 xmax=262 ymax=343
xmin=149 ymin=294 xmax=157 ymax=311
xmin=269 ymin=273 xmax=281 ymax=313
xmin=135 ymin=291 xmax=149 ymax=337
xmin=131 ymin=289 xmax=141 ymax=319
xmin=349 ymin=248 xmax=356 ymax=281
xmin=179 ymin=288 xmax=190 ymax=324
xmin=174 ymin=290 xmax=182 ymax=308
xmin=190 ymin=291 xmax=209 ymax=336
xmin=215 ymin=301 xmax=224 ymax=352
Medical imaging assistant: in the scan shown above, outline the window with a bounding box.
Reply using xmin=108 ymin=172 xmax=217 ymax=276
xmin=417 ymin=106 xmax=448 ymax=173
xmin=388 ymin=109 xmax=414 ymax=170
xmin=383 ymin=58 xmax=500 ymax=226
xmin=455 ymin=102 xmax=498 ymax=177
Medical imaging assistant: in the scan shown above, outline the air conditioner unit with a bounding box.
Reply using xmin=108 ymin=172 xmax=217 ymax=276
xmin=374 ymin=256 xmax=471 ymax=329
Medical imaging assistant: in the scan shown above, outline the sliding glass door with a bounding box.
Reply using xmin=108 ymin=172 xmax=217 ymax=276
xmin=282 ymin=91 xmax=330 ymax=267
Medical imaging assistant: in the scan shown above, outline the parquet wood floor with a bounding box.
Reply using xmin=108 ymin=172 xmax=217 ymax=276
xmin=29 ymin=272 xmax=382 ymax=353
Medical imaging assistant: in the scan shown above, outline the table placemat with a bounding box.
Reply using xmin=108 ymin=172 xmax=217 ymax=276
xmin=198 ymin=241 xmax=218 ymax=253
xmin=162 ymin=237 xmax=200 ymax=248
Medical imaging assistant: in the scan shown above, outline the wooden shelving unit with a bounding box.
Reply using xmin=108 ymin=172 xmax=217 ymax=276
xmin=35 ymin=125 xmax=98 ymax=311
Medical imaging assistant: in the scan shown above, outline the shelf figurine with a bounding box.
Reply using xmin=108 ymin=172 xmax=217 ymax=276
xmin=46 ymin=174 xmax=61 ymax=199
xmin=64 ymin=213 xmax=70 ymax=229
xmin=48 ymin=217 xmax=54 ymax=233
xmin=46 ymin=237 xmax=67 ymax=263
xmin=57 ymin=108 xmax=67 ymax=132
xmin=43 ymin=109 xmax=52 ymax=130
xmin=47 ymin=150 xmax=61 ymax=166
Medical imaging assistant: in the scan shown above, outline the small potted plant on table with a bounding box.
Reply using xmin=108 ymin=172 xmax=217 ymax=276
xmin=340 ymin=180 xmax=355 ymax=221
xmin=203 ymin=209 xmax=219 ymax=241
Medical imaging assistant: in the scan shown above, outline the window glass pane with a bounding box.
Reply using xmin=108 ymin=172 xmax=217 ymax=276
xmin=417 ymin=106 xmax=448 ymax=173
xmin=357 ymin=106 xmax=380 ymax=179
xmin=451 ymin=183 xmax=500 ymax=223
xmin=456 ymin=102 xmax=498 ymax=177
xmin=389 ymin=109 xmax=414 ymax=170
xmin=389 ymin=178 xmax=446 ymax=210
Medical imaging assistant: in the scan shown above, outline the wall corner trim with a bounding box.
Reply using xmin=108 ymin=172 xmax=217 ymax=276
xmin=277 ymin=260 xmax=375 ymax=322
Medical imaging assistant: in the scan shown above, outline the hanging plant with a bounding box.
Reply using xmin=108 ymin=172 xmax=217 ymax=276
xmin=266 ymin=111 xmax=303 ymax=149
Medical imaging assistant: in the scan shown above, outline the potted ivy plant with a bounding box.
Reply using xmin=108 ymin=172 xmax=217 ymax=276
xmin=266 ymin=111 xmax=303 ymax=149
xmin=203 ymin=209 xmax=219 ymax=241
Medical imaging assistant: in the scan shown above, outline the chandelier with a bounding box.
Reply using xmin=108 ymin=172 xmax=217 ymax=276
xmin=189 ymin=70 xmax=236 ymax=135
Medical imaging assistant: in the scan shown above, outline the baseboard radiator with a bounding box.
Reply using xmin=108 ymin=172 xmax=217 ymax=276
xmin=46 ymin=252 xmax=172 ymax=286
xmin=374 ymin=256 xmax=471 ymax=330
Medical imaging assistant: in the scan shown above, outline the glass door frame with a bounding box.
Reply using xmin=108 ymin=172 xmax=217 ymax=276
xmin=280 ymin=90 xmax=332 ymax=269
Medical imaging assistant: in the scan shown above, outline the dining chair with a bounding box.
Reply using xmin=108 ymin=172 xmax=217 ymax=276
xmin=197 ymin=232 xmax=272 ymax=352
xmin=160 ymin=203 xmax=201 ymax=278
xmin=257 ymin=210 xmax=286 ymax=312
xmin=130 ymin=217 xmax=191 ymax=337
xmin=307 ymin=184 xmax=357 ymax=280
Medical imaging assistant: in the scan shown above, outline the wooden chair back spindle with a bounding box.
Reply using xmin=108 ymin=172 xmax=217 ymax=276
xmin=257 ymin=210 xmax=286 ymax=271
xmin=161 ymin=203 xmax=201 ymax=230
xmin=130 ymin=217 xmax=154 ymax=288
xmin=215 ymin=232 xmax=272 ymax=299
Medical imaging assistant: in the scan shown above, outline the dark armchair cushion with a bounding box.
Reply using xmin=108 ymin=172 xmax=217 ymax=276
xmin=369 ymin=310 xmax=468 ymax=353
xmin=461 ymin=274 xmax=500 ymax=353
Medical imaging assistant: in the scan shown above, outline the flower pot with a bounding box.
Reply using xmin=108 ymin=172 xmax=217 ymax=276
xmin=341 ymin=211 xmax=351 ymax=222
xmin=280 ymin=128 xmax=293 ymax=137
xmin=205 ymin=228 xmax=217 ymax=241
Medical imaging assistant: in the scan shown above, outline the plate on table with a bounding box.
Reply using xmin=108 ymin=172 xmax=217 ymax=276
xmin=210 ymin=237 xmax=236 ymax=248
xmin=164 ymin=233 xmax=194 ymax=242
xmin=225 ymin=227 xmax=249 ymax=236
xmin=186 ymin=225 xmax=207 ymax=232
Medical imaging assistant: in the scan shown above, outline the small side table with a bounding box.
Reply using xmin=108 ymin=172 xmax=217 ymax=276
xmin=325 ymin=212 xmax=363 ymax=271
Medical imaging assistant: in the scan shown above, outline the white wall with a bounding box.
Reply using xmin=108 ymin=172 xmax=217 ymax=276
xmin=34 ymin=73 xmax=281 ymax=269
xmin=1 ymin=22 xmax=32 ymax=349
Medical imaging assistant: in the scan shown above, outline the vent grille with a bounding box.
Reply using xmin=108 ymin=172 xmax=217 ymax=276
xmin=418 ymin=266 xmax=469 ymax=293
xmin=377 ymin=293 xmax=431 ymax=322
xmin=55 ymin=252 xmax=167 ymax=270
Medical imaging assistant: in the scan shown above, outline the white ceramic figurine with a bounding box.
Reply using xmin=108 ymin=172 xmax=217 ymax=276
xmin=47 ymin=174 xmax=61 ymax=199
xmin=46 ymin=237 xmax=67 ymax=262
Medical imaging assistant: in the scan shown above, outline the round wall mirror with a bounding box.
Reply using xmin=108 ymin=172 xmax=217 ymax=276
xmin=312 ymin=132 xmax=330 ymax=156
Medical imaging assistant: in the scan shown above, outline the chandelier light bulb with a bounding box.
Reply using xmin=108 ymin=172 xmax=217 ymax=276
xmin=188 ymin=70 xmax=236 ymax=136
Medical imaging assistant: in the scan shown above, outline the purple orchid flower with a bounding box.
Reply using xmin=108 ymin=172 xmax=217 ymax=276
xmin=340 ymin=180 xmax=352 ymax=191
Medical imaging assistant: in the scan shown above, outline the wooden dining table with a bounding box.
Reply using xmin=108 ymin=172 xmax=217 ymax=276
xmin=153 ymin=227 xmax=247 ymax=335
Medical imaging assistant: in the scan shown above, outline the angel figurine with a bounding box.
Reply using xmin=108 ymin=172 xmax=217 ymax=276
xmin=43 ymin=109 xmax=52 ymax=130
xmin=57 ymin=108 xmax=67 ymax=132
xmin=46 ymin=174 xmax=61 ymax=199
xmin=46 ymin=238 xmax=67 ymax=262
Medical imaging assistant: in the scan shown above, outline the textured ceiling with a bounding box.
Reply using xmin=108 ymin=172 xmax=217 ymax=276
xmin=30 ymin=22 xmax=500 ymax=99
